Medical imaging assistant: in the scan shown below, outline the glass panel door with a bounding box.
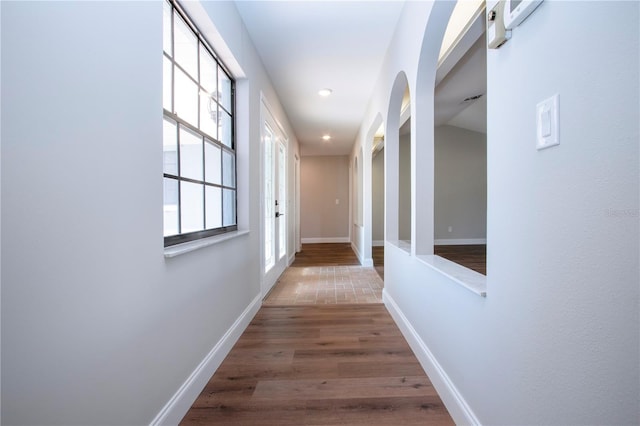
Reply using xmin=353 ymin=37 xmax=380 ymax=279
xmin=277 ymin=140 xmax=287 ymax=260
xmin=264 ymin=125 xmax=275 ymax=272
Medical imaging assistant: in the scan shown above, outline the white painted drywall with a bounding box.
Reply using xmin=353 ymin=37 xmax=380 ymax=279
xmin=1 ymin=1 xmax=298 ymax=424
xmin=434 ymin=125 xmax=486 ymax=241
xmin=351 ymin=0 xmax=639 ymax=424
xmin=300 ymin=156 xmax=350 ymax=241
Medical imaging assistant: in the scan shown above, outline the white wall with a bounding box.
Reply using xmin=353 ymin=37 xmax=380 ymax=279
xmin=1 ymin=1 xmax=298 ymax=425
xmin=351 ymin=0 xmax=639 ymax=424
xmin=300 ymin=156 xmax=350 ymax=242
xmin=434 ymin=125 xmax=486 ymax=241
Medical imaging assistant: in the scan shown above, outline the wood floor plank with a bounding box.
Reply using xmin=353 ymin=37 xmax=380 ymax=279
xmin=180 ymin=304 xmax=453 ymax=425
xmin=252 ymin=376 xmax=437 ymax=400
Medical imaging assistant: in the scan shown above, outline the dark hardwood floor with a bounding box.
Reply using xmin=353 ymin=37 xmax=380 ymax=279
xmin=292 ymin=243 xmax=360 ymax=267
xmin=434 ymin=245 xmax=486 ymax=275
xmin=373 ymin=244 xmax=486 ymax=276
xmin=180 ymin=304 xmax=454 ymax=425
xmin=372 ymin=246 xmax=384 ymax=280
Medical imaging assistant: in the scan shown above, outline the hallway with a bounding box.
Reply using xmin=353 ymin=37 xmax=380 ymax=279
xmin=180 ymin=245 xmax=454 ymax=425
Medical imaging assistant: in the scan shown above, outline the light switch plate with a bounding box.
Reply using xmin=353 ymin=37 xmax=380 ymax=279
xmin=536 ymin=94 xmax=559 ymax=150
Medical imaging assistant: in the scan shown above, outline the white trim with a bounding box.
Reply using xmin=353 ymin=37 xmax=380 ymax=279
xmin=416 ymin=255 xmax=487 ymax=297
xmin=150 ymin=295 xmax=261 ymax=426
xmin=372 ymin=240 xmax=384 ymax=247
xmin=383 ymin=290 xmax=481 ymax=426
xmin=164 ymin=230 xmax=250 ymax=258
xmin=351 ymin=240 xmax=362 ymax=262
xmin=350 ymin=241 xmax=374 ymax=267
xmin=361 ymin=258 xmax=374 ymax=267
xmin=301 ymin=237 xmax=350 ymax=244
xmin=434 ymin=238 xmax=486 ymax=246
xmin=288 ymin=253 xmax=295 ymax=266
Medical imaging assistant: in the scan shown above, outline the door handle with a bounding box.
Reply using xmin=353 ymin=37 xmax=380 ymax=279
xmin=275 ymin=212 xmax=285 ymax=218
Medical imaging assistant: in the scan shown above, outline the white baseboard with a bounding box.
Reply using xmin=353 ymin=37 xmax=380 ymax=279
xmin=301 ymin=237 xmax=350 ymax=244
xmin=350 ymin=241 xmax=373 ymax=267
xmin=383 ymin=290 xmax=481 ymax=426
xmin=361 ymin=258 xmax=374 ymax=267
xmin=150 ymin=295 xmax=262 ymax=426
xmin=351 ymin=241 xmax=362 ymax=262
xmin=434 ymin=238 xmax=486 ymax=246
xmin=372 ymin=240 xmax=384 ymax=247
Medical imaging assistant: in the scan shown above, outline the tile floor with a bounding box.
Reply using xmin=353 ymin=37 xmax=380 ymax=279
xmin=263 ymin=265 xmax=384 ymax=305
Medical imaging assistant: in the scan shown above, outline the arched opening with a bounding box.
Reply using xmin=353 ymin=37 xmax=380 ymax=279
xmin=385 ymin=72 xmax=411 ymax=251
xmin=371 ymin=121 xmax=385 ymax=278
xmin=433 ymin=1 xmax=487 ymax=275
xmin=398 ymin=86 xmax=412 ymax=247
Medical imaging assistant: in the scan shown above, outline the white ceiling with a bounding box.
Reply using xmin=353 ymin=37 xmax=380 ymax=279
xmin=234 ymin=1 xmax=405 ymax=156
xmin=435 ymin=35 xmax=487 ymax=134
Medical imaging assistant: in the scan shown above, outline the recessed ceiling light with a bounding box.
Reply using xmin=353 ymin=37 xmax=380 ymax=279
xmin=322 ymin=135 xmax=331 ymax=141
xmin=318 ymin=88 xmax=333 ymax=97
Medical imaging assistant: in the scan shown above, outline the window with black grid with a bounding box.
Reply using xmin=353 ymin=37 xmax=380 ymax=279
xmin=163 ymin=0 xmax=237 ymax=247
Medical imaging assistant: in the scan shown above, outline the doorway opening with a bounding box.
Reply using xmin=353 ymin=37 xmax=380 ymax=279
xmin=433 ymin=0 xmax=487 ymax=275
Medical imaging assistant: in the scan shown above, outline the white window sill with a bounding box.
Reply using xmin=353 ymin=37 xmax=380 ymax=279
xmin=164 ymin=230 xmax=250 ymax=258
xmin=388 ymin=239 xmax=412 ymax=254
xmin=417 ymin=254 xmax=487 ymax=297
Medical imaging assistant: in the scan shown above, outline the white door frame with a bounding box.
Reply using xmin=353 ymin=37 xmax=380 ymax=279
xmin=260 ymin=94 xmax=289 ymax=298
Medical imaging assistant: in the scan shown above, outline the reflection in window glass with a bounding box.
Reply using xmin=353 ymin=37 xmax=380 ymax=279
xmin=199 ymin=94 xmax=217 ymax=139
xmin=174 ymin=67 xmax=198 ymax=126
xmin=223 ymin=189 xmax=236 ymax=226
xmin=179 ymin=127 xmax=202 ymax=181
xmin=218 ymin=68 xmax=232 ymax=112
xmin=163 ymin=119 xmax=177 ymax=175
xmin=173 ymin=11 xmax=197 ymax=78
xmin=163 ymin=57 xmax=172 ymax=112
xmin=222 ymin=150 xmax=235 ymax=187
xmin=163 ymin=178 xmax=179 ymax=236
xmin=206 ymin=186 xmax=222 ymax=229
xmin=163 ymin=1 xmax=236 ymax=246
xmin=163 ymin=1 xmax=172 ymax=55
xmin=200 ymin=46 xmax=217 ymax=94
xmin=205 ymin=142 xmax=221 ymax=184
xmin=220 ymin=110 xmax=232 ymax=148
xmin=181 ymin=181 xmax=204 ymax=233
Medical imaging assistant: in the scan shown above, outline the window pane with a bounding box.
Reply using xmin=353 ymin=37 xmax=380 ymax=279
xmin=174 ymin=67 xmax=198 ymax=126
xmin=181 ymin=181 xmax=204 ymax=233
xmin=223 ymin=189 xmax=236 ymax=226
xmin=205 ymin=141 xmax=221 ymax=184
xmin=163 ymin=118 xmax=178 ymax=175
xmin=200 ymin=45 xmax=217 ymax=94
xmin=219 ymin=68 xmax=232 ymax=112
xmin=163 ymin=177 xmax=179 ymax=236
xmin=179 ymin=127 xmax=203 ymax=181
xmin=199 ymin=94 xmax=217 ymax=139
xmin=222 ymin=150 xmax=235 ymax=188
xmin=163 ymin=1 xmax=172 ymax=56
xmin=205 ymin=186 xmax=222 ymax=229
xmin=163 ymin=56 xmax=172 ymax=111
xmin=219 ymin=110 xmax=232 ymax=148
xmin=173 ymin=11 xmax=197 ymax=78
xmin=175 ymin=68 xmax=198 ymax=126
